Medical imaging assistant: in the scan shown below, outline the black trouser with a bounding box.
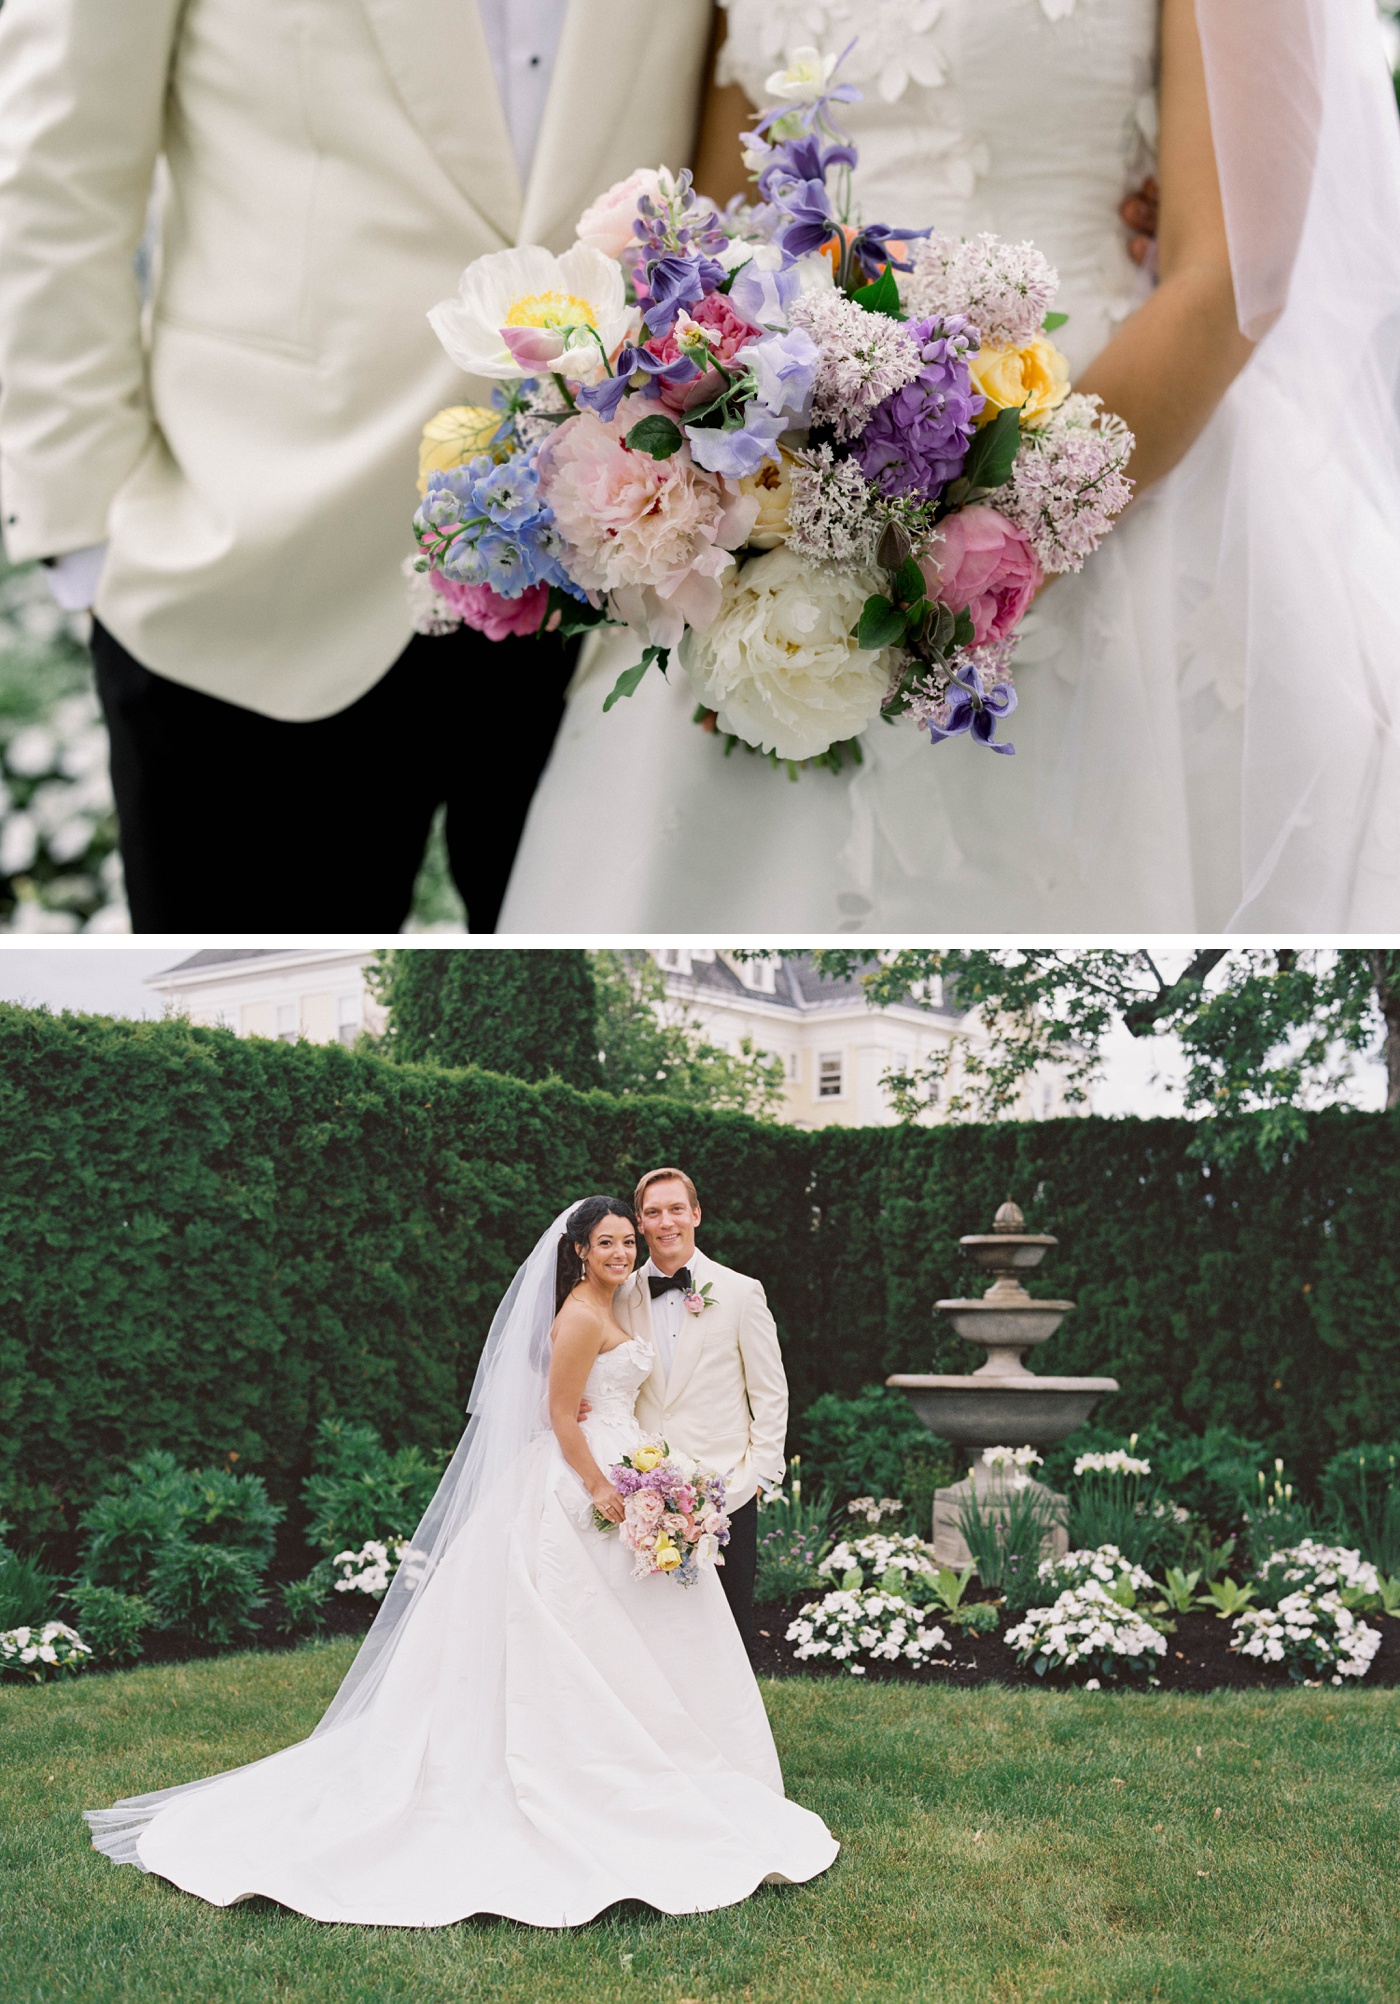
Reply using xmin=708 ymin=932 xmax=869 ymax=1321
xmin=91 ymin=619 xmax=576 ymax=932
xmin=719 ymin=1495 xmax=758 ymax=1655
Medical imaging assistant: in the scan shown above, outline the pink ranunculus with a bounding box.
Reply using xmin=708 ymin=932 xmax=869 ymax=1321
xmin=918 ymin=505 xmax=1044 ymax=645
xmin=628 ymin=1490 xmax=665 ymax=1527
xmin=644 ymin=292 xmax=762 ymax=414
xmin=428 ymin=573 xmax=548 ymax=641
xmin=575 ymin=168 xmax=665 ymax=260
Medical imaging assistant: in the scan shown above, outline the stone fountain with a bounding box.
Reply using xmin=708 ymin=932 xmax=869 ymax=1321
xmin=887 ymin=1200 xmax=1119 ymax=1568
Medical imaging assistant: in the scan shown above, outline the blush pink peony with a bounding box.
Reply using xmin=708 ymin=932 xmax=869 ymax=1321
xmin=538 ymin=411 xmax=758 ymax=648
xmin=428 ymin=573 xmax=548 ymax=640
xmin=575 ymin=168 xmax=665 ymax=260
xmin=644 ymin=292 xmax=762 ymax=414
xmin=918 ymin=506 xmax=1043 ymax=644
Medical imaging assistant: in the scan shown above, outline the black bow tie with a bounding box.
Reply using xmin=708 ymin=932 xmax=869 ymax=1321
xmin=648 ymin=1267 xmax=692 ymax=1299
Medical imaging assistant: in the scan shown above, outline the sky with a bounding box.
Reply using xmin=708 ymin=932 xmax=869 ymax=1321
xmin=0 ymin=944 xmax=1383 ymax=1121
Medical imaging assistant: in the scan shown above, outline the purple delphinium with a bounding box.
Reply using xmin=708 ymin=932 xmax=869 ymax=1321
xmin=854 ymin=315 xmax=985 ymax=502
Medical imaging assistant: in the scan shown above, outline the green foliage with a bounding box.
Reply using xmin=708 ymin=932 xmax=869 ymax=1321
xmin=64 ymin=1583 xmax=152 ymax=1664
xmin=1321 ymin=1442 xmax=1400 ymax=1575
xmin=755 ymin=1457 xmax=836 ymax=1599
xmin=278 ymin=1568 xmax=335 ymax=1636
xmin=591 ymin=952 xmax=786 ymax=1117
xmin=1242 ymin=1465 xmax=1320 ymax=1569
xmin=4 ymin=1006 xmax=1400 ymax=1541
xmin=369 ymin=949 xmax=602 ymax=1087
xmin=1202 ymin=1576 xmax=1258 ymax=1618
xmin=0 ymin=1548 xmax=59 ymax=1630
xmin=77 ymin=1452 xmax=282 ymax=1591
xmin=1156 ymin=1567 xmax=1205 ymax=1615
xmin=146 ymin=1540 xmax=264 ymax=1649
xmin=957 ymin=1484 xmax=1066 ymax=1606
xmin=603 ymin=646 xmax=668 ymax=710
xmin=300 ymin=1419 xmax=448 ymax=1558
xmin=1068 ymin=1456 xmax=1159 ymax=1568
xmin=796 ymin=1387 xmax=940 ymax=1504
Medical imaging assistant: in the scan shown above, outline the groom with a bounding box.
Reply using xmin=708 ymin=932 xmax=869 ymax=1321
xmin=614 ymin=1167 xmax=788 ymax=1656
xmin=0 ymin=1 xmax=713 ymax=930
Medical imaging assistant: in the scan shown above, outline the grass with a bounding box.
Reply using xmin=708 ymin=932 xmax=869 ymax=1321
xmin=3 ymin=1643 xmax=1397 ymax=2004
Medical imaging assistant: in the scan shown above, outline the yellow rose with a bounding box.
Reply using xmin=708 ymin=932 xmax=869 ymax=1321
xmin=632 ymin=1444 xmax=664 ymax=1474
xmin=738 ymin=448 xmax=797 ymax=550
xmin=968 ymin=335 xmax=1071 ymax=430
xmin=417 ymin=405 xmax=505 ymax=494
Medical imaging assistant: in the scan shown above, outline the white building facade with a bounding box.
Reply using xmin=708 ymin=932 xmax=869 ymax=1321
xmin=147 ymin=948 xmax=1077 ymax=1130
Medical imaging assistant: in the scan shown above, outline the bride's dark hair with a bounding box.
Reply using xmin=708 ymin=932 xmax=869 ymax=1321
xmin=555 ymin=1195 xmax=636 ymax=1313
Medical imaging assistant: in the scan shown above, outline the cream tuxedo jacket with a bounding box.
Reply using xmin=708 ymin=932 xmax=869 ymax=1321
xmin=615 ymin=1247 xmax=788 ymax=1514
xmin=0 ymin=0 xmax=713 ymax=718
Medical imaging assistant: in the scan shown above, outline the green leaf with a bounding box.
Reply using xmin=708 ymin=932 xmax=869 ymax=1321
xmin=960 ymin=406 xmax=1022 ymax=493
xmin=1042 ymin=311 xmax=1069 ymax=332
xmin=952 ymin=607 xmax=976 ymax=649
xmin=850 ymin=263 xmax=902 ymax=317
xmin=893 ymin=554 xmax=926 ymax=604
xmin=602 ymin=646 xmax=668 ymax=712
xmin=625 ymin=414 xmax=684 ymax=459
xmin=856 ymin=595 xmax=909 ymax=652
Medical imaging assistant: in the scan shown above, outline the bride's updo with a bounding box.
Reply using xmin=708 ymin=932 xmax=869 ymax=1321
xmin=555 ymin=1195 xmax=636 ymax=1312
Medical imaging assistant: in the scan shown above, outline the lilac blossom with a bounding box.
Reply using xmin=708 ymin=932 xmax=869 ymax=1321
xmin=996 ymin=395 xmax=1135 ymax=573
xmin=788 ymin=290 xmax=925 ymax=441
xmin=904 ymin=231 xmax=1059 ymax=346
xmin=854 ymin=317 xmax=984 ymax=501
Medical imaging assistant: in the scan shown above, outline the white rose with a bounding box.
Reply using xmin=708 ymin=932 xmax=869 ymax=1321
xmin=679 ymin=546 xmax=896 ymax=761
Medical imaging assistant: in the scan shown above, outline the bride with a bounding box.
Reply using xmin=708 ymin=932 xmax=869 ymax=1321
xmin=499 ymin=0 xmax=1400 ymax=933
xmin=84 ymin=1197 xmax=838 ymax=1928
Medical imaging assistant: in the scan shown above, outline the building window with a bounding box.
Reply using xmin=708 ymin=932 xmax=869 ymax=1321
xmin=894 ymin=1049 xmax=911 ymax=1076
xmin=217 ymin=1009 xmax=237 ymax=1033
xmin=733 ymin=956 xmax=776 ymax=995
xmin=276 ymin=1002 xmax=297 ymax=1044
xmin=786 ymin=1050 xmax=801 ymax=1081
xmin=818 ymin=1051 xmax=843 ymax=1099
xmin=338 ymin=995 xmax=361 ymax=1047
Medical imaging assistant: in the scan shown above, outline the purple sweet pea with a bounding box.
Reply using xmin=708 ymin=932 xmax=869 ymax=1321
xmin=927 ymin=662 xmax=1018 ymax=754
xmin=643 ymin=253 xmax=729 ymax=335
xmin=748 ymin=325 xmax=821 ymax=422
xmin=684 ymin=405 xmax=785 ymax=478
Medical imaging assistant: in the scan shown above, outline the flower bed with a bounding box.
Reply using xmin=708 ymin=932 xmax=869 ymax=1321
xmin=1004 ymin=1583 xmax=1167 ymax=1686
xmin=784 ymin=1587 xmax=950 ymax=1676
xmin=1231 ymin=1591 xmax=1383 ymax=1685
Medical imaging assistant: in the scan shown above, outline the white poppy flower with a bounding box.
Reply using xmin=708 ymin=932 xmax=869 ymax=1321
xmin=428 ymin=244 xmax=634 ymax=383
xmin=764 ymin=46 xmax=839 ymax=102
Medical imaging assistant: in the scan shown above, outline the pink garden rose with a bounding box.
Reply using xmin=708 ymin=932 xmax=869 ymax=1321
xmin=628 ymin=1490 xmax=665 ymax=1527
xmin=918 ymin=505 xmax=1044 ymax=645
xmin=575 ymin=168 xmax=665 ymax=260
xmin=428 ymin=573 xmax=547 ymax=640
xmin=644 ymin=292 xmax=762 ymax=414
xmin=538 ymin=410 xmax=758 ymax=647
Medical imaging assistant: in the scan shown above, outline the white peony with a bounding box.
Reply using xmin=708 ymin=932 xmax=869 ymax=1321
xmin=679 ymin=546 xmax=895 ymax=761
xmin=428 ymin=244 xmax=634 ymax=382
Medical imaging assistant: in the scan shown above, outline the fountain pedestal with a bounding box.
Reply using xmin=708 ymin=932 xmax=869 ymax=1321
xmin=887 ymin=1201 xmax=1117 ymax=1568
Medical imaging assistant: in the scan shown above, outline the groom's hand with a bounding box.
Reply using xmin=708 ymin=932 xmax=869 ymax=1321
xmin=577 ymin=1398 xmax=592 ymax=1421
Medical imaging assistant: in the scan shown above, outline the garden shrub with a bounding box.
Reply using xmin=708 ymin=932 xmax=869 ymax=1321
xmin=796 ymin=1387 xmax=942 ymax=1504
xmin=3 ymin=1006 xmax=1399 ymax=1537
xmin=146 ymin=1540 xmax=264 ymax=1649
xmin=0 ymin=1545 xmax=60 ymax=1630
xmin=1320 ymin=1443 xmax=1400 ymax=1576
xmin=301 ymin=1420 xmax=448 ymax=1558
xmin=65 ymin=1583 xmax=152 ymax=1664
xmin=1005 ymin=1584 xmax=1167 ymax=1685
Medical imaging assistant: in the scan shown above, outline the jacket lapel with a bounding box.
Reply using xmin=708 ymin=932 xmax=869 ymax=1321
xmin=662 ymin=1247 xmax=711 ymax=1411
xmin=519 ymin=2 xmax=663 ymax=248
xmin=358 ymin=0 xmax=521 ymax=244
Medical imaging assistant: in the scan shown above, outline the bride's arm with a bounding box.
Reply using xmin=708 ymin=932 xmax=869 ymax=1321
xmin=1073 ymin=0 xmax=1254 ymax=491
xmin=692 ymin=14 xmax=752 ymax=210
xmin=548 ymin=1308 xmax=625 ymax=1521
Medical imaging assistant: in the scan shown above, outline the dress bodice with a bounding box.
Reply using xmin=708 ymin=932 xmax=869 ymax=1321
xmin=719 ymin=0 xmax=1159 ymax=372
xmin=580 ymin=1334 xmax=653 ymax=1437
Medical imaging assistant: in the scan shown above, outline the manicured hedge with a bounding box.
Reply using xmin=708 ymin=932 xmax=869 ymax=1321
xmin=2 ymin=1006 xmax=1397 ymax=1530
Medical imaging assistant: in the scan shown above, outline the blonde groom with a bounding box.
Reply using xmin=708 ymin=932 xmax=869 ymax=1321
xmin=615 ymin=1166 xmax=788 ymax=1656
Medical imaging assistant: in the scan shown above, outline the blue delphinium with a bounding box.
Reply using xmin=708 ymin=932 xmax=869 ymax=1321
xmin=412 ymin=448 xmax=579 ymax=600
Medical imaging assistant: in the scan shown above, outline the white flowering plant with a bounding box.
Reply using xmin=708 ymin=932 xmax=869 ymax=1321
xmin=785 ymin=1586 xmax=951 ymax=1676
xmin=332 ymin=1540 xmax=408 ymax=1598
xmin=1005 ymin=1581 xmax=1168 ymax=1684
xmin=0 ymin=1620 xmax=92 ymax=1681
xmin=1253 ymin=1540 xmax=1383 ymax=1611
xmin=1230 ymin=1589 xmax=1383 ymax=1685
xmin=1035 ymin=1544 xmax=1156 ymax=1602
xmin=819 ymin=1530 xmax=940 ymax=1603
xmin=1068 ymin=1435 xmax=1161 ymax=1568
xmin=846 ymin=1496 xmax=905 ymax=1526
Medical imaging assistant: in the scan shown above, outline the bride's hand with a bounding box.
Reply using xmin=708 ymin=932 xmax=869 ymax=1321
xmin=591 ymin=1480 xmax=626 ymax=1524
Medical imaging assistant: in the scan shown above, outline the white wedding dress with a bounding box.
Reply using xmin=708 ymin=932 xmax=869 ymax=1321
xmin=84 ymin=1323 xmax=837 ymax=1927
xmin=499 ymin=0 xmax=1400 ymax=933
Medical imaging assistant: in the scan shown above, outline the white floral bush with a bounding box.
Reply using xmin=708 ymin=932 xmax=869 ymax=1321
xmin=845 ymin=1496 xmax=904 ymax=1526
xmin=0 ymin=1620 xmax=92 ymax=1680
xmin=1036 ymin=1543 xmax=1155 ymax=1599
xmin=332 ymin=1539 xmax=407 ymax=1598
xmin=819 ymin=1531 xmax=939 ymax=1597
xmin=981 ymin=1445 xmax=1043 ymax=1483
xmin=1005 ymin=1581 xmax=1167 ymax=1683
xmin=1256 ymin=1541 xmax=1382 ymax=1604
xmin=786 ymin=1587 xmax=950 ymax=1677
xmin=1231 ymin=1589 xmax=1383 ymax=1685
xmin=1073 ymin=1449 xmax=1152 ymax=1478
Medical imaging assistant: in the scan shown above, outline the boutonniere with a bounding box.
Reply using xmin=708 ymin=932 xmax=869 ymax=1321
xmin=684 ymin=1281 xmax=716 ymax=1316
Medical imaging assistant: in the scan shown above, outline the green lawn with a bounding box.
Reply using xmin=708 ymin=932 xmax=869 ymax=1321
xmin=3 ymin=1643 xmax=1396 ymax=2004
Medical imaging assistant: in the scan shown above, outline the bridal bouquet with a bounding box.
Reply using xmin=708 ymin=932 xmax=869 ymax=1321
xmin=412 ymin=47 xmax=1134 ymax=766
xmin=594 ymin=1441 xmax=730 ymax=1586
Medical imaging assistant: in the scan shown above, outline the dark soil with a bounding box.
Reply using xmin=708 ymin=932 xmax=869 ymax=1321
xmin=751 ymin=1600 xmax=1400 ymax=1693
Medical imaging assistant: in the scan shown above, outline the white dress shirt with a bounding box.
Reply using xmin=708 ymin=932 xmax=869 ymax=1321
xmin=643 ymin=1258 xmax=691 ymax=1383
xmin=477 ymin=0 xmax=571 ymax=180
